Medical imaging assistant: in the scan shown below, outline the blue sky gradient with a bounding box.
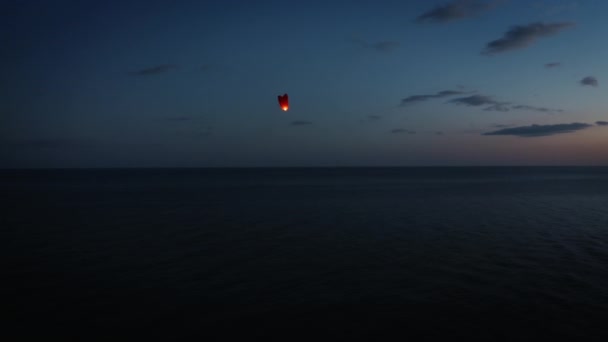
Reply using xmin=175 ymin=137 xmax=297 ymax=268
xmin=2 ymin=0 xmax=608 ymax=167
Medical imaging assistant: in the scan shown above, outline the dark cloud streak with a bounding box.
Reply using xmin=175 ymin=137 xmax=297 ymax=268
xmin=416 ymin=0 xmax=500 ymax=23
xmin=483 ymin=122 xmax=592 ymax=137
xmin=401 ymin=90 xmax=466 ymax=106
xmin=449 ymin=95 xmax=563 ymax=113
xmin=450 ymin=94 xmax=498 ymax=106
xmin=449 ymin=94 xmax=510 ymax=111
xmin=580 ymin=76 xmax=598 ymax=87
xmin=511 ymin=105 xmax=563 ymax=113
xmin=482 ymin=22 xmax=575 ymax=55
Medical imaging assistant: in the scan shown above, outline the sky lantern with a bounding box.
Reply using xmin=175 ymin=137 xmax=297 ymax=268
xmin=278 ymin=93 xmax=289 ymax=111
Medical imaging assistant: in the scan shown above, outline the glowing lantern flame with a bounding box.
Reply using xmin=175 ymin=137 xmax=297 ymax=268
xmin=278 ymin=93 xmax=289 ymax=112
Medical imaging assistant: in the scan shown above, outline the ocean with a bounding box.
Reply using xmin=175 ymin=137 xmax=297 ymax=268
xmin=3 ymin=167 xmax=608 ymax=340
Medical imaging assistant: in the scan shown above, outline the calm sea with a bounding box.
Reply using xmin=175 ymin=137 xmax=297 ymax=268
xmin=3 ymin=167 xmax=608 ymax=340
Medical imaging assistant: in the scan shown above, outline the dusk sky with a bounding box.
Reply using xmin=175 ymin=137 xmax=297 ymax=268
xmin=2 ymin=0 xmax=608 ymax=168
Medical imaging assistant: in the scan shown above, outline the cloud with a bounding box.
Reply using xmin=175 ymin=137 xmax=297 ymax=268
xmin=401 ymin=90 xmax=466 ymax=106
xmin=483 ymin=122 xmax=592 ymax=137
xmin=482 ymin=22 xmax=575 ymax=55
xmin=438 ymin=90 xmax=467 ymax=97
xmin=129 ymin=64 xmax=176 ymax=76
xmin=391 ymin=128 xmax=416 ymax=134
xmin=511 ymin=105 xmax=563 ymax=113
xmin=450 ymin=94 xmax=497 ymax=106
xmin=484 ymin=103 xmax=511 ymax=111
xmin=580 ymin=76 xmax=598 ymax=87
xmin=449 ymin=95 xmax=563 ymax=113
xmin=449 ymin=94 xmax=510 ymax=111
xmin=416 ymin=0 xmax=500 ymax=23
xmin=596 ymin=121 xmax=608 ymax=126
xmin=545 ymin=62 xmax=561 ymax=68
xmin=290 ymin=120 xmax=313 ymax=126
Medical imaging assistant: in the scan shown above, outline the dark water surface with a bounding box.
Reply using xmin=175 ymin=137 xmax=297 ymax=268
xmin=3 ymin=167 xmax=608 ymax=340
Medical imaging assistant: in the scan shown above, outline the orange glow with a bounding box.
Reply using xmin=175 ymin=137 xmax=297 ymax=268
xmin=278 ymin=93 xmax=289 ymax=112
